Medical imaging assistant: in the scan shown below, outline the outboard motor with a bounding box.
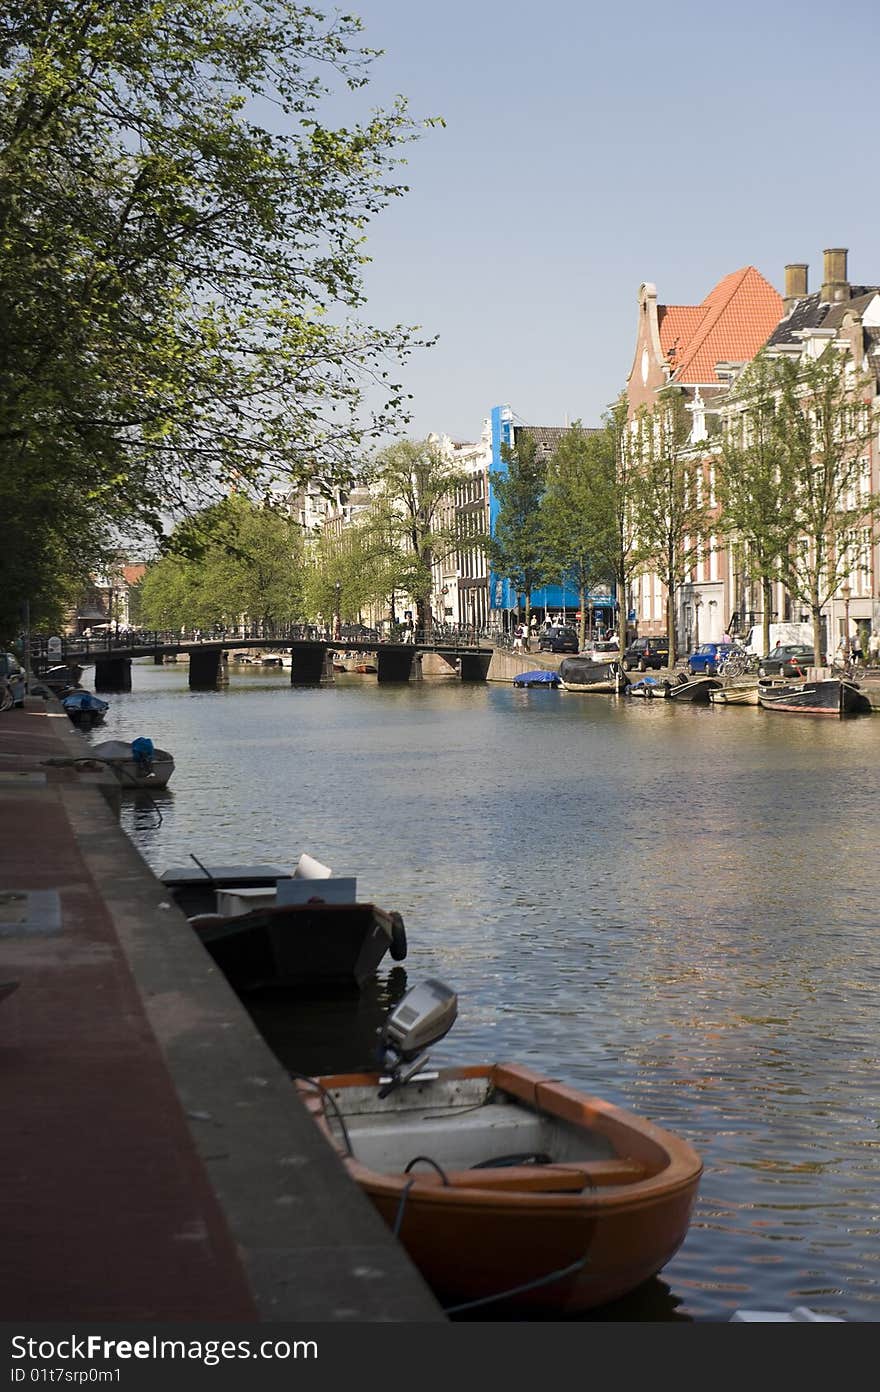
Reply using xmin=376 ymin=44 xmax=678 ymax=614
xmin=377 ymin=978 xmax=457 ymax=1098
xmin=130 ymin=736 xmax=155 ymax=776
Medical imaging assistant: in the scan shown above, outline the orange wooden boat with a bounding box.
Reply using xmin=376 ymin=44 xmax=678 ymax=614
xmin=298 ymin=1061 xmax=702 ymax=1313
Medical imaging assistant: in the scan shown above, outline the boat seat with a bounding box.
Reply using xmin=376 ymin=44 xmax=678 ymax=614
xmin=404 ymin=1158 xmax=649 ymax=1193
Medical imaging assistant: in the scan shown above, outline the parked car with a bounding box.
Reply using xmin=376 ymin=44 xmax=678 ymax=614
xmin=538 ymin=626 xmax=579 ymax=653
xmin=587 ymin=639 xmax=621 ymax=661
xmin=758 ymin=644 xmax=816 ymax=677
xmin=686 ymin=642 xmax=740 ymax=675
xmin=621 ymin=637 xmax=669 ymax=671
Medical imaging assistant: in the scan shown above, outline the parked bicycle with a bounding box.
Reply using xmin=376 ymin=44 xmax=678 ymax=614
xmin=717 ymin=649 xmax=760 ymax=678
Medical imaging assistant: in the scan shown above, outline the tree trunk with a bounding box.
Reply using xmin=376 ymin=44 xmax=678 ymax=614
xmin=578 ymin=582 xmax=586 ymax=652
xmin=811 ymin=597 xmax=824 ymax=667
xmin=667 ymin=591 xmax=676 ymax=667
xmin=761 ymin=579 xmax=772 ymax=658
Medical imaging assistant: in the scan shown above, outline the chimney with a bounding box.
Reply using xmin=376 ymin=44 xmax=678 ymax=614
xmin=784 ymin=263 xmax=808 ymax=312
xmin=820 ymin=247 xmax=849 ymax=304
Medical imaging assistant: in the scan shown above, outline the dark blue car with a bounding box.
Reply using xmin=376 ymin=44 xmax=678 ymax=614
xmin=686 ymin=642 xmax=738 ymax=675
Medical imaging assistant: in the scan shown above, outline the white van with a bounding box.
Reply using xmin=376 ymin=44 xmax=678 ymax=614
xmin=743 ymin=622 xmax=813 ymax=657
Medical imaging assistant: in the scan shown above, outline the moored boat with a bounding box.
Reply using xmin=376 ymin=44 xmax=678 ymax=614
xmin=757 ymin=677 xmax=871 ymax=717
xmin=298 ymin=980 xmax=702 ymax=1314
xmin=62 ymin=690 xmax=109 ymax=728
xmin=625 ymin=676 xmax=663 ymax=698
xmin=663 ymin=674 xmax=721 ymax=703
xmin=88 ymin=738 xmax=175 ymax=787
xmin=558 ymin=657 xmax=628 ymax=693
xmin=189 ymin=900 xmax=406 ymax=992
xmin=512 ymin=669 xmax=560 ymax=688
xmin=161 ymin=853 xmax=407 ymax=992
xmin=709 ymin=681 xmax=760 ymax=706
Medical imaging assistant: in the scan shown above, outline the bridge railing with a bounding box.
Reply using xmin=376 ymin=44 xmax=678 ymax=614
xmin=29 ymin=622 xmax=502 ymax=666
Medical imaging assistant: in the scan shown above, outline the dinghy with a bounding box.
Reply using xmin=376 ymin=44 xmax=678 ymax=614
xmin=88 ymin=738 xmax=175 ymax=787
xmin=299 ymin=980 xmax=702 ymax=1313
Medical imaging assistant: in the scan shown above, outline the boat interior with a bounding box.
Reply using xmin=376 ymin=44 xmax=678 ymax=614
xmin=322 ymin=1075 xmax=626 ymax=1175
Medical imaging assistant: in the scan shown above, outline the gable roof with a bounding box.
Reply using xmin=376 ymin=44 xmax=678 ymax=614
xmin=661 ymin=267 xmax=782 ymax=384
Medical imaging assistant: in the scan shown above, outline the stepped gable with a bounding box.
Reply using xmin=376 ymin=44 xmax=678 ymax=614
xmin=662 ymin=266 xmax=782 ymax=384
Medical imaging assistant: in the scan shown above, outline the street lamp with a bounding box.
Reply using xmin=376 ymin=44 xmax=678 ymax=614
xmin=841 ymin=582 xmax=852 ymax=665
xmin=693 ymin=592 xmax=703 ymax=649
xmin=334 ymin=581 xmax=342 ymax=640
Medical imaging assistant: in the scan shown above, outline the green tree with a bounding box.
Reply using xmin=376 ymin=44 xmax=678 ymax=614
xmin=0 ymin=1 xmax=435 ymax=640
xmin=487 ymin=431 xmax=554 ymax=632
xmin=631 ymin=388 xmax=713 ymax=665
xmin=369 ymin=439 xmax=466 ymax=634
xmin=140 ymin=497 xmax=304 ymax=630
xmin=716 ymin=353 xmax=797 ymax=657
xmin=771 ymin=348 xmax=878 ymax=662
xmin=539 ymin=422 xmax=613 ymax=652
xmin=600 ymin=395 xmax=649 ymax=652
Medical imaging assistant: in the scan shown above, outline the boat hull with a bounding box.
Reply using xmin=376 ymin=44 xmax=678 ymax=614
xmin=709 ymin=682 xmax=759 ymax=706
xmin=64 ymin=709 xmax=107 ymax=729
xmin=301 ymin=1062 xmax=702 ymax=1313
xmin=89 ymin=740 xmax=174 ymax=787
xmin=757 ymin=678 xmax=871 ymax=717
xmin=558 ymin=659 xmax=627 ymax=693
xmin=189 ymin=901 xmax=401 ymax=992
xmin=663 ymin=676 xmax=721 ymax=703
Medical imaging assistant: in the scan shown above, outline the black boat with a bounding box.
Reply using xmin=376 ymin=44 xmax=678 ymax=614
xmin=558 ymin=658 xmax=628 ymax=693
xmin=757 ymin=677 xmax=872 ymax=717
xmin=160 ymin=859 xmax=408 ymax=992
xmin=662 ymin=673 xmax=721 ymax=703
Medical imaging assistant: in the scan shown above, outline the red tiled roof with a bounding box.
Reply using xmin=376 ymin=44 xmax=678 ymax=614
xmin=659 ymin=267 xmax=782 ymax=384
xmin=658 ymin=306 xmax=704 ymax=365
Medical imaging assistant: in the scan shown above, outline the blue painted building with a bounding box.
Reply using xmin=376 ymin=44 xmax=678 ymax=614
xmin=488 ymin=404 xmax=617 ymax=632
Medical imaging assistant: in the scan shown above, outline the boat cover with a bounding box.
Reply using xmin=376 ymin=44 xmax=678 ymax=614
xmin=513 ymin=670 xmax=560 ymax=687
xmin=62 ymin=691 xmax=109 ymax=712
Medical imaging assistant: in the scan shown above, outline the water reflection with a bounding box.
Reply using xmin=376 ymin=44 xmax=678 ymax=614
xmin=88 ymin=663 xmax=880 ymax=1322
xmin=243 ymin=968 xmax=409 ymax=1078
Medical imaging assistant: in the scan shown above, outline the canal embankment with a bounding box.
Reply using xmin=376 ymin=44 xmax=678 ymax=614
xmin=0 ymin=701 xmax=444 ymax=1322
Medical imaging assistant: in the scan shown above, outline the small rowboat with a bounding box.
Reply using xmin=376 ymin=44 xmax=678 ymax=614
xmin=299 ymin=1062 xmax=702 ymax=1313
xmin=62 ymin=690 xmax=109 ymax=728
xmin=88 ymin=738 xmax=175 ymax=787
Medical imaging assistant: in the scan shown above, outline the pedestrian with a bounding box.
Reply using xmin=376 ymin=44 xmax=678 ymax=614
xmin=512 ymin=623 xmax=523 ymax=652
xmin=851 ymin=630 xmax=863 ymax=663
xmin=869 ymin=631 xmax=880 ymax=664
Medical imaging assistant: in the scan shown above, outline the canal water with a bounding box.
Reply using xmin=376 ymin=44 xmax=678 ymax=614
xmin=87 ymin=661 xmax=880 ymax=1322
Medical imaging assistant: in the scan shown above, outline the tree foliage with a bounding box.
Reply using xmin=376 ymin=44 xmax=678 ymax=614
xmin=630 ymin=389 xmax=713 ymax=663
xmin=0 ymin=1 xmax=434 ymax=640
xmin=539 ymin=422 xmax=614 ymax=650
xmin=717 ymin=352 xmax=799 ymax=656
xmin=367 ymin=438 xmax=466 ymax=632
xmin=139 ymin=495 xmax=305 ymax=629
xmin=770 ymin=348 xmax=878 ymax=660
xmin=486 ymin=431 xmax=553 ymax=629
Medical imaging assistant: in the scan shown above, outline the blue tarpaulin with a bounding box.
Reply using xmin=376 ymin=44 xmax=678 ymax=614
xmin=513 ymin=670 xmax=560 ymax=688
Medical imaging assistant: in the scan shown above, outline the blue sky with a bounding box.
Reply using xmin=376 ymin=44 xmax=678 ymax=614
xmin=332 ymin=0 xmax=880 ymax=441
